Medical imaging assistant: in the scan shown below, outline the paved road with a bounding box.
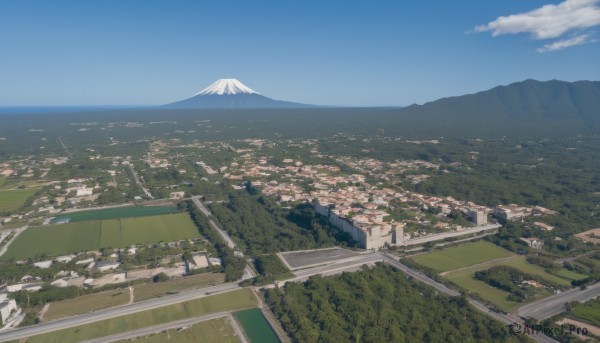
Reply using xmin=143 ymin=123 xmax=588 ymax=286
xmin=191 ymin=196 xmax=238 ymax=252
xmin=283 ymin=253 xmax=383 ymax=284
xmin=518 ymin=281 xmax=600 ymax=320
xmin=81 ymin=311 xmax=232 ymax=343
xmin=400 ymin=224 xmax=501 ymax=246
xmin=0 ymin=226 xmax=27 ymax=258
xmin=380 ymin=252 xmax=460 ymax=296
xmin=128 ymin=164 xmax=153 ymax=198
xmin=0 ymin=283 xmax=240 ymax=342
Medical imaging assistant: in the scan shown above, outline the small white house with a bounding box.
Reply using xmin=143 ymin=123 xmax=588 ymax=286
xmin=33 ymin=260 xmax=53 ymax=269
xmin=56 ymin=255 xmax=76 ymax=263
xmin=50 ymin=279 xmax=69 ymax=288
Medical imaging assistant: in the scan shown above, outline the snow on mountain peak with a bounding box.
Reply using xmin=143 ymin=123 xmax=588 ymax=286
xmin=195 ymin=79 xmax=259 ymax=96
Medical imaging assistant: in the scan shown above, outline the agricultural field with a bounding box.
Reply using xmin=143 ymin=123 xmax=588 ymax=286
xmin=0 ymin=188 xmax=38 ymax=212
xmin=411 ymin=241 xmax=513 ymax=272
xmin=1 ymin=213 xmax=200 ymax=260
xmin=43 ymin=289 xmax=131 ymax=321
xmin=134 ymin=273 xmax=225 ymax=302
xmin=118 ymin=317 xmax=239 ymax=343
xmin=27 ymin=288 xmax=258 ymax=343
xmin=233 ymin=308 xmax=279 ymax=343
xmin=49 ymin=205 xmax=179 ymax=224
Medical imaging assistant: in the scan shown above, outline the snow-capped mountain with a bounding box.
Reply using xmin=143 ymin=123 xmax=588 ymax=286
xmin=162 ymin=78 xmax=313 ymax=108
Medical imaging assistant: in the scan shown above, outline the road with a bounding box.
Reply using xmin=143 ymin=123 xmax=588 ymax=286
xmin=287 ymin=252 xmax=383 ymax=283
xmin=0 ymin=283 xmax=240 ymax=342
xmin=518 ymin=281 xmax=600 ymax=320
xmin=191 ymin=196 xmax=238 ymax=252
xmin=400 ymin=224 xmax=501 ymax=246
xmin=0 ymin=226 xmax=27 ymax=258
xmin=128 ymin=164 xmax=153 ymax=198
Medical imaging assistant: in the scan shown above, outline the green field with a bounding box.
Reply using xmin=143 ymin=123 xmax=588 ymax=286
xmin=1 ymin=213 xmax=200 ymax=260
xmin=444 ymin=255 xmax=583 ymax=311
xmin=44 ymin=289 xmax=130 ymax=321
xmin=550 ymin=268 xmax=589 ymax=281
xmin=446 ymin=271 xmax=522 ymax=311
xmin=116 ymin=317 xmax=239 ymax=343
xmin=233 ymin=308 xmax=279 ymax=343
xmin=411 ymin=241 xmax=514 ymax=272
xmin=27 ymin=289 xmax=258 ymax=343
xmin=49 ymin=205 xmax=178 ymax=224
xmin=0 ymin=188 xmax=38 ymax=212
xmin=134 ymin=273 xmax=225 ymax=302
xmin=571 ymin=299 xmax=600 ymax=327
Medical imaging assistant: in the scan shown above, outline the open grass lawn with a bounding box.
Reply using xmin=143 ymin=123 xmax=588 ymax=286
xmin=117 ymin=317 xmax=239 ymax=343
xmin=411 ymin=241 xmax=514 ymax=272
xmin=119 ymin=214 xmax=200 ymax=246
xmin=549 ymin=267 xmax=588 ymax=281
xmin=27 ymin=289 xmax=258 ymax=343
xmin=571 ymin=300 xmax=600 ymax=327
xmin=446 ymin=271 xmax=522 ymax=312
xmin=134 ymin=273 xmax=225 ymax=302
xmin=234 ymin=308 xmax=279 ymax=343
xmin=2 ymin=221 xmax=102 ymax=260
xmin=0 ymin=188 xmax=38 ymax=212
xmin=50 ymin=206 xmax=178 ymax=224
xmin=444 ymin=255 xmax=582 ymax=311
xmin=44 ymin=289 xmax=130 ymax=321
xmin=1 ymin=213 xmax=200 ymax=260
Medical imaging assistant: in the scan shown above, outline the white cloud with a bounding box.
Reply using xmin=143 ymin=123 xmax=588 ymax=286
xmin=475 ymin=0 xmax=600 ymax=39
xmin=536 ymin=33 xmax=595 ymax=52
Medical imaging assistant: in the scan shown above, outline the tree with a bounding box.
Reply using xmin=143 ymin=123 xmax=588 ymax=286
xmin=152 ymin=272 xmax=169 ymax=282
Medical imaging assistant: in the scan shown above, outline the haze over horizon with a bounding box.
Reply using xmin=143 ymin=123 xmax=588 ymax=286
xmin=0 ymin=0 xmax=599 ymax=107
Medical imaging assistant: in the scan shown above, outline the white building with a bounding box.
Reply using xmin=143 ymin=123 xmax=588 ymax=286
xmin=33 ymin=260 xmax=53 ymax=269
xmin=313 ymin=201 xmax=403 ymax=250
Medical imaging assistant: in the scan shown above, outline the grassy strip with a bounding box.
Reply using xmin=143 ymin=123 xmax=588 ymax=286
xmin=27 ymin=288 xmax=257 ymax=343
xmin=114 ymin=317 xmax=239 ymax=343
xmin=411 ymin=241 xmax=513 ymax=272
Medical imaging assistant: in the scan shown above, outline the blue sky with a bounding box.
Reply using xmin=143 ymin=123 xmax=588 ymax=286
xmin=0 ymin=0 xmax=598 ymax=106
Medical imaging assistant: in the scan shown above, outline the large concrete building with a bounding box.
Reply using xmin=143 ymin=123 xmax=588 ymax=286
xmin=313 ymin=201 xmax=403 ymax=250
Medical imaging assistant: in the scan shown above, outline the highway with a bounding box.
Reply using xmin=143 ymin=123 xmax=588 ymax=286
xmin=518 ymin=281 xmax=600 ymax=320
xmin=0 ymin=283 xmax=240 ymax=342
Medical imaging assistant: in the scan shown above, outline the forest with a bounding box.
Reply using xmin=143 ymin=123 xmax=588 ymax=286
xmin=207 ymin=190 xmax=355 ymax=256
xmin=264 ymin=264 xmax=526 ymax=343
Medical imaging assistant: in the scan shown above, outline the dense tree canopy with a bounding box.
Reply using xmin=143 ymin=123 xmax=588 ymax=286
xmin=265 ymin=264 xmax=526 ymax=343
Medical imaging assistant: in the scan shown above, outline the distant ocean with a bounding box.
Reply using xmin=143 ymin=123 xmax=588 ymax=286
xmin=0 ymin=106 xmax=145 ymax=115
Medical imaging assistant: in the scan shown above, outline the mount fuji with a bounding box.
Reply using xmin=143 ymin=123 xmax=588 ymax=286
xmin=162 ymin=79 xmax=314 ymax=108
